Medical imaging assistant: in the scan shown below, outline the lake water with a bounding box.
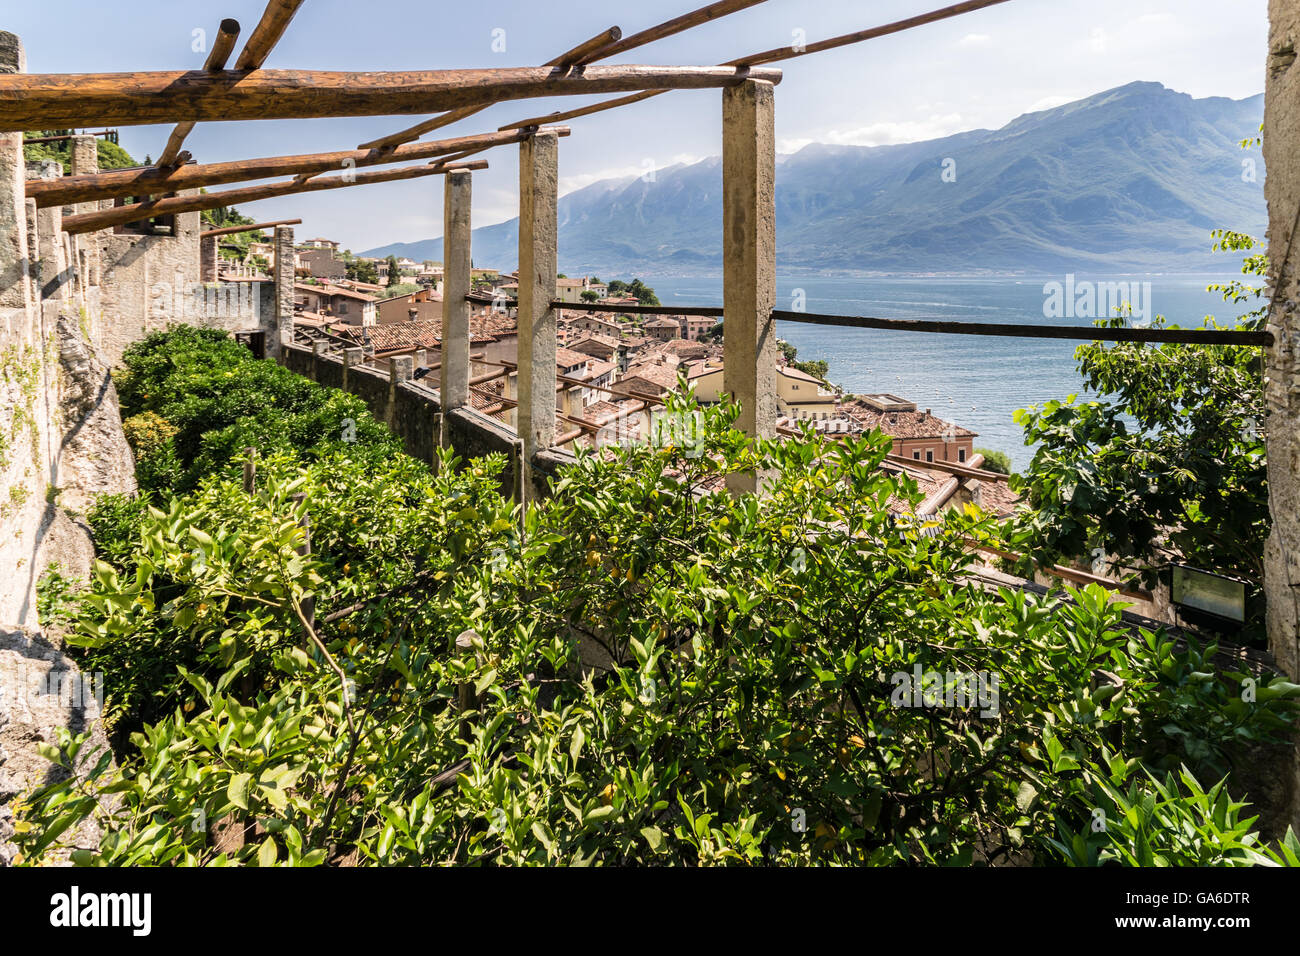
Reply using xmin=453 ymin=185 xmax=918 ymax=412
xmin=646 ymin=275 xmax=1255 ymax=472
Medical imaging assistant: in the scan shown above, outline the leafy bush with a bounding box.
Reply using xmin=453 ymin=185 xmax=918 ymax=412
xmin=15 ymin=330 xmax=1298 ymax=867
xmin=113 ymin=326 xmax=401 ymax=496
xmin=975 ymin=448 xmax=1012 ymax=475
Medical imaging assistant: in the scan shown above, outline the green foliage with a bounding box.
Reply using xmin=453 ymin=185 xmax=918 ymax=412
xmin=201 ymin=206 xmax=259 ymax=259
xmin=13 ymin=331 xmax=1298 ymax=865
xmin=346 ymin=258 xmax=379 ymax=285
xmin=607 ymin=278 xmax=660 ymax=306
xmin=777 ymin=339 xmax=831 ymax=384
xmin=383 ymin=283 xmax=422 ymax=299
xmin=975 ymin=448 xmax=1012 ymax=475
xmin=22 ymin=131 xmax=138 ymax=175
xmin=36 ymin=563 xmax=79 ymax=630
xmin=1010 ymin=236 xmax=1268 ymax=634
xmin=580 ymin=290 xmax=600 ymax=303
xmin=386 ymin=256 xmax=401 ymax=288
xmin=112 ymin=326 xmax=401 ymax=496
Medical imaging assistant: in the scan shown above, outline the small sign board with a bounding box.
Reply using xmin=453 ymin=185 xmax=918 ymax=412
xmin=1170 ymin=564 xmax=1247 ymax=624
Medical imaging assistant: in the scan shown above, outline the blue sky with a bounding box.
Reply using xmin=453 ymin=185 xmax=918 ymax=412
xmin=7 ymin=0 xmax=1269 ymax=252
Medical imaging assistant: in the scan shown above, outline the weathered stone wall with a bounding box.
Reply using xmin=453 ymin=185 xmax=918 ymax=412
xmin=278 ymin=343 xmax=573 ymax=501
xmin=1264 ymin=0 xmax=1300 ymax=830
xmin=95 ymin=202 xmax=202 ymax=368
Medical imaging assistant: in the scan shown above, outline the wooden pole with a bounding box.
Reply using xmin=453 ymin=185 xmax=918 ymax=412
xmin=574 ymin=0 xmax=769 ymax=64
xmin=502 ymin=91 xmax=662 ymax=132
xmin=502 ymin=0 xmax=1009 ymax=131
xmin=357 ymin=105 xmax=489 ymax=151
xmin=29 ymin=127 xmax=566 ymax=208
xmin=0 ymin=65 xmax=783 ymax=131
xmin=730 ymin=0 xmax=1013 ymax=66
xmin=61 ymin=160 xmax=487 ymax=235
xmin=156 ymin=18 xmax=240 ymax=167
xmin=243 ymin=447 xmax=257 ymax=493
xmin=234 ymin=0 xmax=307 ymax=71
xmin=200 ymin=217 xmax=302 ymax=239
xmin=546 ymin=27 xmax=623 ymax=67
xmin=356 ymin=25 xmax=622 ymax=152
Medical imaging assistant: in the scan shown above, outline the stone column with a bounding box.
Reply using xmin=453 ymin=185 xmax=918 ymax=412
xmin=272 ymin=225 xmax=294 ymax=356
xmin=0 ymin=31 xmax=29 ymax=313
xmin=441 ymin=169 xmax=472 ymax=412
xmin=200 ymin=235 xmax=219 ymax=283
xmin=1264 ymin=0 xmax=1300 ymax=830
xmin=28 ymin=161 xmax=67 ymax=300
xmin=516 ymin=131 xmax=559 ymax=481
xmin=722 ymin=79 xmax=777 ymax=495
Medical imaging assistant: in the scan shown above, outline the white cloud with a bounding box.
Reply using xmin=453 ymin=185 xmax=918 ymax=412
xmin=558 ymin=153 xmax=706 ymax=196
xmin=1025 ymin=95 xmax=1077 ymax=113
xmin=778 ymin=114 xmax=971 ymax=153
xmin=959 ymin=33 xmax=992 ymax=47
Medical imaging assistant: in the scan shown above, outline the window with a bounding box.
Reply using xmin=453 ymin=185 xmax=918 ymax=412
xmin=959 ymin=449 xmax=967 ymax=463
xmin=112 ymin=194 xmax=177 ymax=237
xmin=926 ymin=451 xmax=934 ymax=462
xmin=913 ymin=451 xmax=921 ymax=460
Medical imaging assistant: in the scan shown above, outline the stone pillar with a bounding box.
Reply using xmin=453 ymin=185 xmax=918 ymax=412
xmin=27 ymin=161 xmax=68 ymax=300
xmin=441 ymin=169 xmax=472 ymax=412
xmin=516 ymin=131 xmax=559 ymax=479
xmin=200 ymin=235 xmax=219 ymax=283
xmin=1264 ymin=0 xmax=1300 ymax=830
xmin=0 ymin=31 xmax=29 ymax=312
xmin=272 ymin=226 xmax=294 ymax=355
xmin=721 ymin=79 xmax=777 ymax=495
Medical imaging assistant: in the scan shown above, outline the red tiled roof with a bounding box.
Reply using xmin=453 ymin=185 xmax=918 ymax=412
xmin=843 ymin=399 xmax=977 ymax=441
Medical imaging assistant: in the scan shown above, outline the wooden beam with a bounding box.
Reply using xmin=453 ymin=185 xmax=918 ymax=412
xmin=730 ymin=0 xmax=1014 ymax=66
xmin=234 ymin=0 xmax=307 ymax=71
xmin=200 ymin=217 xmax=302 ymax=238
xmin=28 ymin=127 xmax=568 ymax=207
xmin=61 ymin=160 xmax=487 ymax=235
xmin=22 ymin=130 xmax=115 ymax=144
xmin=357 ymin=104 xmax=488 ymax=151
xmin=356 ymin=25 xmax=623 ymax=154
xmin=502 ymin=0 xmax=1010 ymax=131
xmin=0 ymin=65 xmax=781 ymax=131
xmin=545 ymin=27 xmax=623 ymax=67
xmin=156 ymin=18 xmax=240 ymax=167
xmin=501 ymin=90 xmax=662 ymax=131
xmin=574 ymin=0 xmax=769 ymax=64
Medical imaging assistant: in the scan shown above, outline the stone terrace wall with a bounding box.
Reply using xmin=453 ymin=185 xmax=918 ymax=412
xmin=279 ymin=343 xmax=575 ymax=501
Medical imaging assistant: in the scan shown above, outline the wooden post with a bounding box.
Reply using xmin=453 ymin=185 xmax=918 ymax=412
xmin=516 ymin=131 xmax=559 ymax=489
xmin=721 ymin=79 xmax=777 ymax=495
xmin=440 ymin=169 xmax=472 ymax=412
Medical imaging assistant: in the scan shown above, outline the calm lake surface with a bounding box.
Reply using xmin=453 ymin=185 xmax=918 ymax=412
xmin=646 ymin=275 xmax=1253 ymax=472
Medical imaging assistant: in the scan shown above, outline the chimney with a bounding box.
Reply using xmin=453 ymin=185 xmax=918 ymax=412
xmin=408 ymin=307 xmax=419 ymax=322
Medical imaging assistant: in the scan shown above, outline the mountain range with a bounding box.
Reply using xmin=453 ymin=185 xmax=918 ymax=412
xmin=360 ymin=82 xmax=1266 ymax=276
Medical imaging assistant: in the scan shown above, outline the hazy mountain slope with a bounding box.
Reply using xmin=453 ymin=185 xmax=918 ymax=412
xmin=362 ymin=82 xmax=1265 ymax=275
